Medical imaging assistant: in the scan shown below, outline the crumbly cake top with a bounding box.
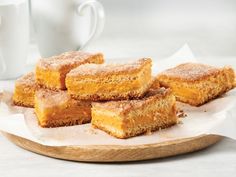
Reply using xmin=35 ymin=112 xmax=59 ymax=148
xmin=35 ymin=89 xmax=89 ymax=108
xmin=67 ymin=58 xmax=152 ymax=77
xmin=15 ymin=72 xmax=36 ymax=87
xmin=37 ymin=51 xmax=102 ymax=70
xmin=158 ymin=63 xmax=221 ymax=82
xmin=35 ymin=89 xmax=69 ymax=107
xmin=92 ymin=87 xmax=170 ymax=115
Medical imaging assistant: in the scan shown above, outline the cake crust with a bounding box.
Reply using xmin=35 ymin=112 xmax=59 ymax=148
xmin=157 ymin=63 xmax=221 ymax=82
xmin=68 ymin=58 xmax=150 ymax=77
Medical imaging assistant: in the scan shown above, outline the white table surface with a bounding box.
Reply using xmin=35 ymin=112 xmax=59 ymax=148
xmin=0 ymin=43 xmax=236 ymax=176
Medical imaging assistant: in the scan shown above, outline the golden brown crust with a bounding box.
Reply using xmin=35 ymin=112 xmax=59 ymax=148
xmin=37 ymin=51 xmax=104 ymax=71
xmin=15 ymin=72 xmax=36 ymax=87
xmin=35 ymin=89 xmax=69 ymax=108
xmin=92 ymin=87 xmax=170 ymax=115
xmin=67 ymin=58 xmax=151 ymax=77
xmin=39 ymin=117 xmax=91 ymax=128
xmin=157 ymin=63 xmax=236 ymax=106
xmin=158 ymin=63 xmax=222 ymax=82
xmin=13 ymin=101 xmax=34 ymax=108
xmin=69 ymin=84 xmax=152 ymax=101
xmin=92 ymin=121 xmax=177 ymax=139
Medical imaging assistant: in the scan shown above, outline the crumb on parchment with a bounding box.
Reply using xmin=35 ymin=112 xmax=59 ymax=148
xmin=177 ymin=109 xmax=187 ymax=118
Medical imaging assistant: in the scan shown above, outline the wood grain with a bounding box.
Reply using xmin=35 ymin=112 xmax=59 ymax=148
xmin=1 ymin=131 xmax=222 ymax=162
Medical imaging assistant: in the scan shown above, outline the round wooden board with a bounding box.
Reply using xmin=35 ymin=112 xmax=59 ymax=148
xmin=1 ymin=132 xmax=222 ymax=162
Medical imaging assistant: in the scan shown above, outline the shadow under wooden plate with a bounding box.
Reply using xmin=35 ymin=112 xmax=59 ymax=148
xmin=1 ymin=131 xmax=222 ymax=162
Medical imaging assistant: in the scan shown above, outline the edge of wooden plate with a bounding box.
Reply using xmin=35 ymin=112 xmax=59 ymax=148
xmin=1 ymin=131 xmax=222 ymax=162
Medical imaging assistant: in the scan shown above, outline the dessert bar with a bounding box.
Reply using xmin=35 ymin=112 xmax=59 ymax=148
xmin=66 ymin=58 xmax=152 ymax=101
xmin=92 ymin=88 xmax=177 ymax=138
xmin=157 ymin=63 xmax=235 ymax=106
xmin=13 ymin=72 xmax=38 ymax=107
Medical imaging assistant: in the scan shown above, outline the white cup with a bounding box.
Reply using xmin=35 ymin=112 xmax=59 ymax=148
xmin=0 ymin=0 xmax=29 ymax=79
xmin=30 ymin=0 xmax=105 ymax=58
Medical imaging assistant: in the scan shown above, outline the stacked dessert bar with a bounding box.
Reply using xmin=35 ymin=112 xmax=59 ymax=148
xmin=12 ymin=51 xmax=235 ymax=138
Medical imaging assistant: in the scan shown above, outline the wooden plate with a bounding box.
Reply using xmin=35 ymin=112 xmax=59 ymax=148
xmin=1 ymin=131 xmax=222 ymax=162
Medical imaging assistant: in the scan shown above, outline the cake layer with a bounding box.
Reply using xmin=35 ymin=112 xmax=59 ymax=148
xmin=34 ymin=89 xmax=91 ymax=128
xmin=92 ymin=87 xmax=177 ymax=139
xmin=13 ymin=72 xmax=38 ymax=107
xmin=157 ymin=63 xmax=235 ymax=106
xmin=66 ymin=58 xmax=152 ymax=101
xmin=35 ymin=51 xmax=104 ymax=90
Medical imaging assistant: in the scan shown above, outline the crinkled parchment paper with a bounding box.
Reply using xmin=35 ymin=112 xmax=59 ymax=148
xmin=0 ymin=44 xmax=236 ymax=146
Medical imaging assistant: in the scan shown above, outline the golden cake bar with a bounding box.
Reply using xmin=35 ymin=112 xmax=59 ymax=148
xmin=36 ymin=51 xmax=104 ymax=90
xmin=157 ymin=63 xmax=236 ymax=106
xmin=66 ymin=58 xmax=152 ymax=101
xmin=34 ymin=89 xmax=91 ymax=128
xmin=13 ymin=72 xmax=38 ymax=107
xmin=92 ymin=87 xmax=177 ymax=139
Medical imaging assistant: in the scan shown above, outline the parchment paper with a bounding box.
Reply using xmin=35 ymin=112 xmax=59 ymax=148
xmin=0 ymin=44 xmax=236 ymax=146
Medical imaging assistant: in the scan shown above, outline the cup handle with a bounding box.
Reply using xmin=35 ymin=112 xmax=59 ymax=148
xmin=76 ymin=0 xmax=105 ymax=50
xmin=0 ymin=16 xmax=6 ymax=75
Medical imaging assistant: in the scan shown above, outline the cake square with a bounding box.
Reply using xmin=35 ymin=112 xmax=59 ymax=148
xmin=36 ymin=51 xmax=104 ymax=90
xmin=91 ymin=88 xmax=177 ymax=139
xmin=34 ymin=89 xmax=91 ymax=128
xmin=157 ymin=63 xmax=235 ymax=106
xmin=66 ymin=58 xmax=153 ymax=101
xmin=13 ymin=72 xmax=38 ymax=107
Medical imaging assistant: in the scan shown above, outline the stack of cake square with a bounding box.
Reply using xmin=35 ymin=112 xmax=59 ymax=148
xmin=13 ymin=51 xmax=235 ymax=139
xmin=13 ymin=51 xmax=104 ymax=128
xmin=12 ymin=51 xmax=178 ymax=138
xmin=66 ymin=58 xmax=178 ymax=138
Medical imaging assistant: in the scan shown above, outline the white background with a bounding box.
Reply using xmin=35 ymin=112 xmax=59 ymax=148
xmin=88 ymin=0 xmax=236 ymax=58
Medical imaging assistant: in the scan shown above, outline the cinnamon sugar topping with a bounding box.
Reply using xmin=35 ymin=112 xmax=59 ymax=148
xmin=35 ymin=89 xmax=69 ymax=107
xmin=37 ymin=51 xmax=102 ymax=70
xmin=92 ymin=87 xmax=170 ymax=114
xmin=35 ymin=89 xmax=90 ymax=108
xmin=159 ymin=63 xmax=220 ymax=81
xmin=15 ymin=72 xmax=36 ymax=86
xmin=68 ymin=58 xmax=151 ymax=76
